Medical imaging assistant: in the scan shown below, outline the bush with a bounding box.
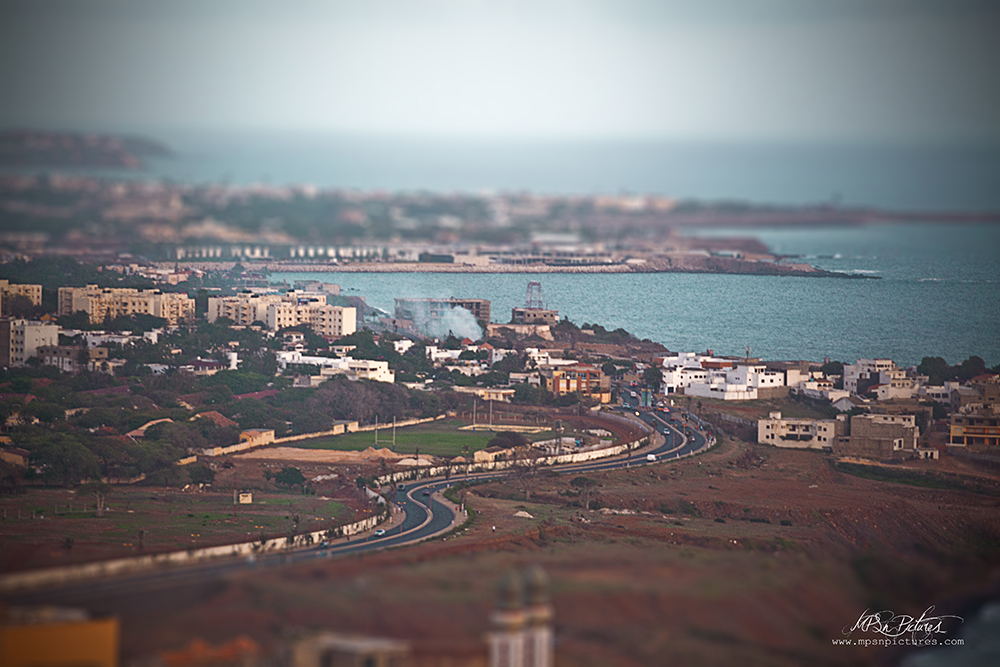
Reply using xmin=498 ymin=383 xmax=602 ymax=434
xmin=780 ymin=519 xmax=792 ymax=526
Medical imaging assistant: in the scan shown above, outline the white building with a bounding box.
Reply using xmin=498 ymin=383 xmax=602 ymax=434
xmin=276 ymin=350 xmax=394 ymax=383
xmin=757 ymin=411 xmax=846 ymax=450
xmin=0 ymin=319 xmax=59 ymax=367
xmin=208 ymin=291 xmax=356 ymax=338
xmin=658 ymin=352 xmax=785 ymax=401
xmin=843 ymin=359 xmax=922 ymax=399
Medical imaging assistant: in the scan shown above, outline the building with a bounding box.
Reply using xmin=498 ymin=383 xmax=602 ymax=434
xmin=0 ymin=446 xmax=30 ymax=467
xmin=948 ymin=405 xmax=1000 ymax=447
xmin=0 ymin=319 xmax=59 ymax=367
xmin=488 ymin=566 xmax=553 ymax=667
xmin=276 ymin=350 xmax=395 ymax=383
xmin=842 ymin=359 xmax=923 ymax=399
xmin=0 ymin=607 xmax=119 ymax=667
xmin=394 ymin=298 xmax=491 ymax=326
xmin=657 ymin=353 xmax=785 ymax=401
xmin=757 ymin=412 xmax=845 ymax=450
xmin=833 ymin=413 xmax=919 ymax=460
xmin=207 ymin=291 xmax=356 ymax=337
xmin=453 ymin=386 xmax=516 ymax=402
xmin=57 ymin=285 xmax=193 ymax=326
xmin=540 ymin=363 xmax=611 ymax=403
xmin=0 ymin=280 xmax=43 ymax=309
xmin=291 ymin=633 xmax=410 ymax=667
xmin=511 ymin=307 xmax=559 ymax=326
xmin=37 ymin=345 xmax=123 ymax=375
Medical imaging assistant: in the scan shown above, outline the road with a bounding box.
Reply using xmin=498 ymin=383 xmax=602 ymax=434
xmin=5 ymin=406 xmax=711 ymax=606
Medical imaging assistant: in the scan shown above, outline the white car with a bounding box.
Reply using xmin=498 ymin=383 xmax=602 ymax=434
xmin=646 ymin=454 xmax=657 ymax=462
xmin=374 ymin=529 xmax=386 ymax=536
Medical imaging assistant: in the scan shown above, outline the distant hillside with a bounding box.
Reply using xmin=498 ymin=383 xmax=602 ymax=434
xmin=0 ymin=129 xmax=171 ymax=168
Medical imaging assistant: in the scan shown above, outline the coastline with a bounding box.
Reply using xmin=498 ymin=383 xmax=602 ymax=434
xmin=163 ymin=259 xmax=871 ymax=278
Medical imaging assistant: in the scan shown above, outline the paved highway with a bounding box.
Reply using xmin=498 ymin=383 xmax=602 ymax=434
xmin=6 ymin=406 xmax=711 ymax=606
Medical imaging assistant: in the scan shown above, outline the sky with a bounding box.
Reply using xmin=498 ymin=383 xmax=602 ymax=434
xmin=1 ymin=0 xmax=998 ymax=144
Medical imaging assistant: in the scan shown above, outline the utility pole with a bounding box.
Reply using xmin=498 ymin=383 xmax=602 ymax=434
xmin=489 ymin=400 xmax=493 ymax=431
xmin=472 ymin=399 xmax=477 ymax=431
xmin=374 ymin=415 xmax=379 ymax=446
xmin=392 ymin=416 xmax=396 ymax=451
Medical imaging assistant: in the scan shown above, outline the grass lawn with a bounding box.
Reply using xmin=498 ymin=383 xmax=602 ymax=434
xmin=297 ymin=428 xmax=495 ymax=457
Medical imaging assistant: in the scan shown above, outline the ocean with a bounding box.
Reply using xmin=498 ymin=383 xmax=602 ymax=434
xmin=24 ymin=130 xmax=1000 ymax=366
xmin=271 ymin=222 xmax=1000 ymax=367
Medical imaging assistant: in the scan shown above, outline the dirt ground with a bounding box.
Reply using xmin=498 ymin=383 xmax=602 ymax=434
xmin=101 ymin=436 xmax=1000 ymax=667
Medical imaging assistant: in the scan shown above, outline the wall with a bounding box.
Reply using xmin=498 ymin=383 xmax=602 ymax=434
xmin=0 ymin=512 xmax=386 ymax=594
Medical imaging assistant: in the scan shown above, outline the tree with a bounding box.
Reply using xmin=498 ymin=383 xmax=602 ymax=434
xmin=958 ymin=356 xmax=987 ymax=382
xmin=274 ymin=467 xmax=306 ymax=488
xmin=820 ymin=360 xmax=845 ymax=378
xmin=187 ymin=463 xmax=216 ymax=485
xmin=571 ymin=476 xmax=599 ymax=511
xmin=917 ymin=357 xmax=952 ymax=385
xmin=2 ymin=294 xmax=36 ymax=318
xmin=643 ymin=366 xmax=663 ymax=393
xmin=37 ymin=438 xmax=100 ymax=488
xmin=78 ymin=481 xmax=110 ymax=517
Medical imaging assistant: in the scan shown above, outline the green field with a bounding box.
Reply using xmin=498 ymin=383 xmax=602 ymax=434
xmin=295 ymin=420 xmax=510 ymax=457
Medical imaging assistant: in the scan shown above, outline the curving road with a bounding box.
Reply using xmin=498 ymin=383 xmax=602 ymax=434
xmin=6 ymin=407 xmax=711 ymax=606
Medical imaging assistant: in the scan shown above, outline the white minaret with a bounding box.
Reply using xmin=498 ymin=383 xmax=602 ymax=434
xmin=522 ymin=565 xmax=554 ymax=667
xmin=489 ymin=570 xmax=526 ymax=667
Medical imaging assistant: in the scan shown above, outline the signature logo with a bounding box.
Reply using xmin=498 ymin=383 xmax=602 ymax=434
xmin=843 ymin=607 xmax=964 ymax=639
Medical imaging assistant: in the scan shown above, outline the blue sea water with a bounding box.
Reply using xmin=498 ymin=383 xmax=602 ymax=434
xmin=26 ymin=130 xmax=998 ymax=366
xmin=272 ymin=222 xmax=1000 ymax=368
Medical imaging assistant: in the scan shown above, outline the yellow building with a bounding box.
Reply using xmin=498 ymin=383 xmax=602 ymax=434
xmin=540 ymin=363 xmax=611 ymax=404
xmin=949 ymin=407 xmax=1000 ymax=447
xmin=0 ymin=280 xmax=43 ymax=309
xmin=58 ymin=285 xmax=194 ymax=325
xmin=0 ymin=608 xmax=119 ymax=667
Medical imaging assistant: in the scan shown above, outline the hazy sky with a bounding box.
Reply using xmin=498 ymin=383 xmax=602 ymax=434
xmin=1 ymin=0 xmax=998 ymax=143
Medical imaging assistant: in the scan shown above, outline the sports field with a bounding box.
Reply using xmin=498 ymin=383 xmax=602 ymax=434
xmin=295 ymin=420 xmax=499 ymax=457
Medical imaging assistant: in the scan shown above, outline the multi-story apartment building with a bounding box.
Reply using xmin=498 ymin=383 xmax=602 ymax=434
xmin=58 ymin=285 xmax=194 ymax=326
xmin=207 ymin=292 xmax=357 ymax=338
xmin=658 ymin=352 xmax=786 ymax=401
xmin=0 ymin=319 xmax=60 ymax=367
xmin=540 ymin=362 xmax=611 ymax=403
xmin=757 ymin=412 xmax=846 ymax=450
xmin=207 ymin=293 xmax=284 ymax=326
xmin=842 ymin=359 xmax=922 ymax=399
xmin=0 ymin=280 xmax=43 ymax=309
xmin=948 ymin=406 xmax=1000 ymax=447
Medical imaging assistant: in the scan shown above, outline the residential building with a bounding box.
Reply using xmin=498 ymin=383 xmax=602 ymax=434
xmin=276 ymin=350 xmax=395 ymax=383
xmin=454 ymin=386 xmax=516 ymax=402
xmin=757 ymin=412 xmax=846 ymax=450
xmin=659 ymin=353 xmax=786 ymax=401
xmin=540 ymin=362 xmax=611 ymax=403
xmin=1 ymin=608 xmax=119 ymax=667
xmin=58 ymin=285 xmax=193 ymax=325
xmin=948 ymin=405 xmax=1000 ymax=447
xmin=0 ymin=446 xmax=29 ymax=467
xmin=0 ymin=280 xmax=42 ymax=308
xmin=842 ymin=359 xmax=923 ymax=399
xmin=0 ymin=319 xmax=59 ymax=367
xmin=833 ymin=413 xmax=919 ymax=460
xmin=207 ymin=291 xmax=356 ymax=337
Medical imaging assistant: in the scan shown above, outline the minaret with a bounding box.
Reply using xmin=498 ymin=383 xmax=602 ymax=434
xmin=522 ymin=565 xmax=554 ymax=667
xmin=489 ymin=570 xmax=526 ymax=667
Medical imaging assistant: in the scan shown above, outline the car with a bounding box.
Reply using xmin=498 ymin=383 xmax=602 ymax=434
xmin=422 ymin=490 xmax=431 ymax=496
xmin=397 ymin=484 xmax=405 ymax=490
xmin=646 ymin=454 xmax=657 ymax=462
xmin=374 ymin=529 xmax=386 ymax=536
